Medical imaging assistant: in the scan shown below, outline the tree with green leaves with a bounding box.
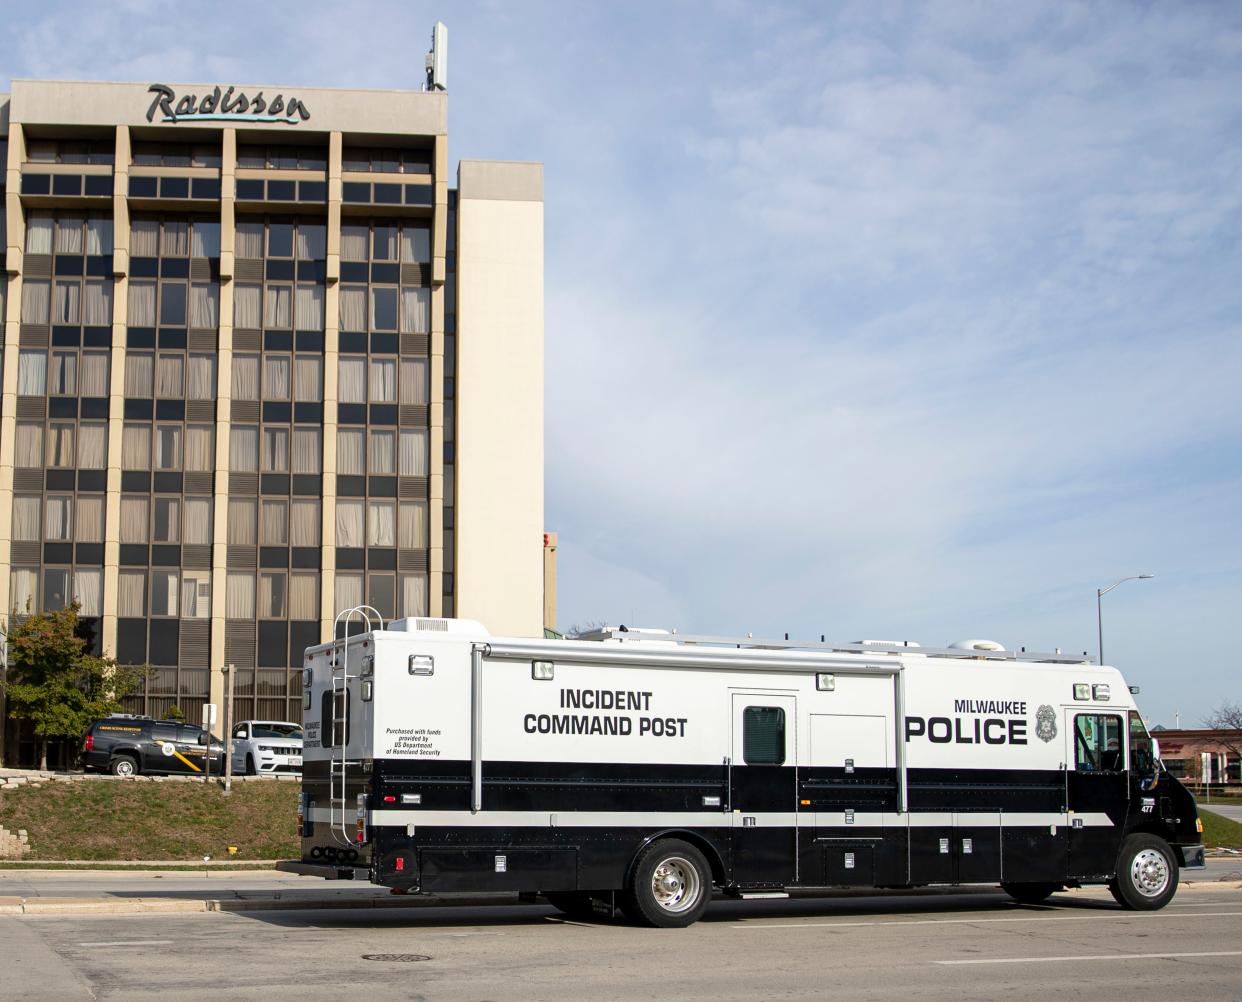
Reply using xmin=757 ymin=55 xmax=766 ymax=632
xmin=2 ymin=604 xmax=146 ymax=771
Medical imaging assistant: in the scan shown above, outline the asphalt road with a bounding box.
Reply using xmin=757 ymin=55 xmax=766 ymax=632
xmin=1203 ymin=803 xmax=1242 ymax=823
xmin=3 ymin=883 xmax=1242 ymax=1002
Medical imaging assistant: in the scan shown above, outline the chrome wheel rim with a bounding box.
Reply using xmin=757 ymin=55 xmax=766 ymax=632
xmin=651 ymin=856 xmax=701 ymax=913
xmin=1130 ymin=848 xmax=1170 ymax=897
xmin=115 ymin=761 xmax=133 ymax=776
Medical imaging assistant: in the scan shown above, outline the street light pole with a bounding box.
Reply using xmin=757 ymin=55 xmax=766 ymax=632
xmin=1096 ymin=574 xmax=1154 ymax=666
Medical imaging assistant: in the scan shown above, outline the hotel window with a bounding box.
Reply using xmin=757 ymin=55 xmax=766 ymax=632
xmin=161 ymin=221 xmax=189 ymax=258
xmin=74 ymin=569 xmax=103 ymax=617
xmin=228 ymin=498 xmax=257 ymax=545
xmin=25 ymin=214 xmax=53 ymax=254
xmin=153 ymin=498 xmax=180 ymax=543
xmin=369 ymin=358 xmax=396 ymax=402
xmin=184 ymin=498 xmax=212 ymax=545
xmin=237 ymin=144 xmax=327 ymax=171
xmin=335 ymin=500 xmax=363 ymax=547
xmin=400 ymin=287 xmax=429 ymax=333
xmin=261 ymin=427 xmax=289 ymax=473
xmin=44 ymin=496 xmax=72 ymax=541
xmin=132 ymin=142 xmax=220 ymax=168
xmin=125 ymin=352 xmax=154 ymax=397
xmin=181 ymin=574 xmax=211 ymax=618
xmin=401 ymin=224 xmax=431 ymax=264
xmin=81 ymin=352 xmax=109 ymax=396
xmin=263 ymin=356 xmax=291 ymax=400
xmin=296 ymin=223 xmax=326 ymax=259
xmin=160 ymin=282 xmax=187 ymax=326
xmin=120 ymin=497 xmax=149 ymax=544
xmin=335 ymin=573 xmax=363 ymax=612
xmin=77 ymin=424 xmax=107 ymax=468
xmin=291 ymin=428 xmax=321 ymax=474
xmin=401 ymin=574 xmax=429 ymax=618
xmin=341 ymin=147 xmax=432 ymax=175
xmin=20 ymin=281 xmax=50 ymax=324
xmin=264 ymin=285 xmax=292 ymax=328
xmin=232 ymin=354 xmax=260 ymax=400
xmin=368 ymin=430 xmax=395 ymax=475
xmin=156 ymin=355 xmax=184 ymax=397
xmin=367 ymin=501 xmax=395 ymax=547
xmin=47 ymin=424 xmax=75 ymax=468
xmin=151 ymin=571 xmax=180 ymax=617
xmin=261 ymin=500 xmax=288 ymax=545
xmin=27 ymin=139 xmax=114 ymax=166
xmin=368 ymin=574 xmax=395 ymax=620
xmin=226 ymin=573 xmax=255 ymax=619
xmin=293 ymin=357 xmax=322 ymax=401
xmin=87 ymin=218 xmax=113 ymax=255
xmin=339 ymin=286 xmax=366 ymax=331
xmin=13 ymin=497 xmax=41 ymax=542
xmin=128 ymin=283 xmax=156 ymax=326
xmin=338 ymin=428 xmax=364 ymax=475
xmin=184 ymin=425 xmax=214 ymax=471
xmin=192 ymin=222 xmax=220 ymax=258
xmin=121 ymin=424 xmax=151 ymax=470
xmin=370 ymin=287 xmax=397 ymax=330
xmin=15 ymin=424 xmax=43 ymax=468
xmin=235 ymin=222 xmax=263 ymax=260
xmin=399 ymin=429 xmax=428 ymax=476
xmin=10 ymin=568 xmax=38 ymax=614
xmin=43 ymin=569 xmax=70 ymax=611
xmin=52 ymin=281 xmax=81 ymax=324
xmin=154 ymin=425 xmax=181 ymax=470
xmin=49 ymin=351 xmax=77 ymax=395
xmin=234 ymin=285 xmax=261 ymax=329
xmin=190 ymin=283 xmax=219 ymax=328
xmin=291 ymin=499 xmax=320 ymax=546
xmin=259 ymin=573 xmax=287 ymax=618
xmin=17 ymin=351 xmax=47 ymax=396
xmin=76 ymin=497 xmax=104 ymax=543
xmin=188 ymin=354 xmax=216 ymax=399
xmin=230 ymin=426 xmax=259 ymax=472
xmin=290 ymin=573 xmax=319 ymax=620
xmin=131 ymin=221 xmax=159 ymax=257
xmin=118 ymin=570 xmax=146 ymax=616
xmin=294 ymin=284 xmax=324 ymax=330
xmin=338 ymin=357 xmax=366 ymax=403
xmin=399 ymin=502 xmax=427 ymax=549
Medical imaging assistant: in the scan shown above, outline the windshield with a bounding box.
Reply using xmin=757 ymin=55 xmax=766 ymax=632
xmin=251 ymin=723 xmax=303 ymax=739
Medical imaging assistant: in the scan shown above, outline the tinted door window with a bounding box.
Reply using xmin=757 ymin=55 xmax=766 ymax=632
xmin=1074 ymin=714 xmax=1124 ymax=772
xmin=742 ymin=706 xmax=786 ymax=765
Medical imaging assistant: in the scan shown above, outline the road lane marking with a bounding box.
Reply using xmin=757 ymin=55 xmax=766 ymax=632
xmin=77 ymin=940 xmax=175 ymax=948
xmin=936 ymin=951 xmax=1242 ymax=966
xmin=731 ymin=911 xmax=1242 ymax=930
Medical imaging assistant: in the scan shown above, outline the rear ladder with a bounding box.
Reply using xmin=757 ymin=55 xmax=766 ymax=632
xmin=328 ymin=605 xmax=384 ymax=846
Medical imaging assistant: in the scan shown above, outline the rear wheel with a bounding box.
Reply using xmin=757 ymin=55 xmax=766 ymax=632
xmin=542 ymin=892 xmax=599 ymax=921
xmin=109 ymin=755 xmax=138 ymax=777
xmin=1001 ymin=882 xmax=1061 ymax=905
xmin=622 ymin=839 xmax=712 ymax=928
xmin=1109 ymin=833 xmax=1178 ymax=910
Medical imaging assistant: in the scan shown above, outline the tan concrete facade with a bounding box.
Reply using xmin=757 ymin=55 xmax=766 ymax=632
xmin=0 ymin=79 xmax=543 ymax=759
xmin=454 ymin=161 xmax=544 ymax=638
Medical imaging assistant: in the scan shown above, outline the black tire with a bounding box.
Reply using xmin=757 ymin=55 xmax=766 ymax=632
xmin=542 ymin=892 xmax=599 ymax=921
xmin=1109 ymin=833 xmax=1178 ymax=910
xmin=246 ymin=754 xmax=256 ymax=776
xmin=109 ymin=754 xmax=138 ymax=777
xmin=1001 ymin=882 xmax=1061 ymax=905
xmin=622 ymin=839 xmax=712 ymax=928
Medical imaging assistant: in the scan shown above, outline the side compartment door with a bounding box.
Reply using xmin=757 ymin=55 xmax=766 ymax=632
xmin=730 ymin=693 xmax=798 ymax=888
xmin=1065 ymin=710 xmax=1128 ymax=879
xmin=808 ymin=713 xmax=889 ymax=887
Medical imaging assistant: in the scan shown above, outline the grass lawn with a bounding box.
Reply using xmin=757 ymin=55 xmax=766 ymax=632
xmin=0 ymin=781 xmax=299 ymax=861
xmin=1199 ymin=807 xmax=1242 ymax=851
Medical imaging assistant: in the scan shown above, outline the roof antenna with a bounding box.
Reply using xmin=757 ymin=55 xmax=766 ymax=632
xmin=425 ymin=21 xmax=448 ymax=92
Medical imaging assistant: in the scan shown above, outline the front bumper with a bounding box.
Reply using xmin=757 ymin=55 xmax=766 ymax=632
xmin=1177 ymin=844 xmax=1207 ymax=870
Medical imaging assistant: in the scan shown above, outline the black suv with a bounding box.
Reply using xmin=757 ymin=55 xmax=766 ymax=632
xmin=81 ymin=716 xmax=226 ymax=777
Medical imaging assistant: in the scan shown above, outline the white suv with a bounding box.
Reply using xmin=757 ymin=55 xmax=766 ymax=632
xmin=231 ymin=721 xmax=303 ymax=775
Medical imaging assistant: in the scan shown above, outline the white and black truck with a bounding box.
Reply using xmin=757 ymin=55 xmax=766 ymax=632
xmin=278 ymin=615 xmax=1205 ymax=927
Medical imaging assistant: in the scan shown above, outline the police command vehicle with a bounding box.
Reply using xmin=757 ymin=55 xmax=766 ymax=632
xmin=278 ymin=613 xmax=1204 ymax=927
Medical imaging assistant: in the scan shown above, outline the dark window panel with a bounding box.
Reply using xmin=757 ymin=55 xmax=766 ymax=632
xmin=157 ymin=329 xmax=187 ymax=349
xmin=267 ymin=180 xmax=295 ymax=201
xmin=291 ymin=547 xmax=319 ymax=569
xmin=119 ymin=544 xmax=150 ymax=566
xmin=160 ymin=176 xmax=189 ymax=199
xmin=49 ymin=398 xmax=77 ymax=418
xmin=116 ymin=619 xmax=147 ymax=665
xmin=258 ymin=622 xmax=289 ymax=668
xmin=151 ymin=544 xmax=181 ymax=566
xmin=336 ymin=475 xmax=366 ymax=497
xmin=373 ymin=183 xmax=401 ymax=205
xmin=52 ymin=174 xmax=83 ymax=196
xmin=370 ymin=332 xmax=398 ymax=355
xmin=294 ymin=331 xmax=324 ymax=352
xmin=262 ymin=401 xmax=292 ymax=424
xmin=86 ymin=256 xmax=113 ymax=277
xmin=291 ymin=474 xmax=322 ymax=496
xmin=191 ymin=177 xmax=220 ymax=199
xmin=125 ymin=399 xmax=154 ymax=419
xmin=160 ymin=258 xmax=190 ymax=278
xmin=298 ymin=181 xmax=326 ymax=202
xmin=127 ymin=327 xmax=157 ymax=348
xmin=22 ymin=174 xmax=51 ymax=194
xmin=342 ymin=182 xmax=370 ymax=203
xmin=43 ymin=543 xmax=73 ymax=564
xmin=369 ymin=404 xmax=398 ymax=426
xmin=236 ymin=178 xmax=264 ymax=200
xmin=367 ymin=549 xmax=396 ymax=570
xmin=368 ymin=476 xmax=396 ymax=498
xmin=77 ymin=469 xmax=107 ymax=491
xmin=128 ymin=176 xmax=157 ymax=197
xmin=82 ymin=328 xmax=112 ymax=349
xmin=46 ymin=470 xmax=75 ymax=491
xmin=55 ymin=255 xmax=85 ymax=275
xmin=52 ymin=327 xmax=81 ymax=347
xmin=340 ymin=262 xmax=369 ymax=283
xmin=405 ymin=184 xmax=434 ymax=206
xmin=155 ymin=400 xmax=185 ymax=420
xmin=76 ymin=543 xmax=105 ymax=565
xmin=337 ymin=402 xmax=367 ymax=425
xmin=260 ymin=473 xmax=290 ymax=495
xmin=152 ymin=472 xmax=183 ymax=493
xmin=293 ymin=403 xmax=322 ymax=425
xmin=83 ymin=175 xmax=113 ymax=196
xmin=121 ymin=471 xmax=152 ymax=492
xmin=263 ymin=330 xmax=293 ymax=352
xmin=336 ymin=548 xmax=365 ymax=570
xmin=265 ymin=259 xmax=294 ymax=281
xmin=130 ymin=258 xmax=159 ymax=278
xmin=370 ymin=262 xmax=399 ymax=284
xmin=149 ymin=620 xmax=179 ymax=665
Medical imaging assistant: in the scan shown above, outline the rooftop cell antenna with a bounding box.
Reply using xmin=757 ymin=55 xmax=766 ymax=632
xmin=425 ymin=21 xmax=448 ymax=92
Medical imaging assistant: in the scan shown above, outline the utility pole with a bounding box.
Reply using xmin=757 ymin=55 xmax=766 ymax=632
xmin=0 ymin=622 xmax=8 ymax=769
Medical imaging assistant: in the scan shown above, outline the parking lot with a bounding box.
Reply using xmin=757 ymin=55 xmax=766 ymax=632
xmin=3 ymin=879 xmax=1241 ymax=1001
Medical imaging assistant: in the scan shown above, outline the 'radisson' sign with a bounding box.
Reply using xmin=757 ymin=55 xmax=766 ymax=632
xmin=146 ymin=84 xmax=311 ymax=125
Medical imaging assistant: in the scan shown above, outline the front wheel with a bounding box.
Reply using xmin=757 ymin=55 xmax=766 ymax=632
xmin=1001 ymin=882 xmax=1061 ymax=905
xmin=623 ymin=839 xmax=712 ymax=928
xmin=246 ymin=754 xmax=256 ymax=776
xmin=109 ymin=755 xmax=138 ymax=777
xmin=1109 ymin=833 xmax=1178 ymax=910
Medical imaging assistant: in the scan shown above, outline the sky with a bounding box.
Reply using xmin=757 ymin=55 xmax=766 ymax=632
xmin=2 ymin=1 xmax=1239 ymax=727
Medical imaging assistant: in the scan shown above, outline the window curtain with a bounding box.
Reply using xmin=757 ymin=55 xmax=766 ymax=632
xmin=368 ymin=430 xmax=395 ymax=474
xmin=335 ymin=575 xmax=363 ymax=613
xmin=150 ymin=571 xmax=179 ymax=616
xmin=226 ymin=573 xmax=255 ymax=619
xmin=120 ymin=498 xmax=149 ymax=543
xmin=399 ymin=502 xmax=427 ymax=549
xmin=228 ymin=499 xmax=256 ymax=545
xmin=399 ymin=287 xmax=429 ymax=333
xmin=262 ymin=501 xmax=288 ymax=544
xmin=55 ymin=218 xmax=84 ymax=254
xmin=161 ymin=221 xmax=189 ymax=257
xmin=264 ymin=285 xmax=292 ymax=328
xmin=83 ymin=282 xmax=112 ymax=325
xmin=401 ymin=574 xmax=428 ymax=619
xmin=399 ymin=429 xmax=428 ymax=476
xmin=235 ymin=223 xmax=263 ymax=259
xmin=44 ymin=496 xmax=72 ymax=540
xmin=15 ymin=424 xmax=44 ymax=467
xmin=75 ymin=497 xmax=104 ymax=542
xmin=80 ymin=353 xmax=108 ymax=396
xmin=25 ymin=214 xmax=53 ymax=254
xmin=401 ymin=225 xmax=430 ymax=264
xmin=340 ymin=227 xmax=368 ymax=261
xmin=156 ymin=355 xmax=184 ymax=397
xmin=130 ymin=221 xmax=159 ymax=257
xmin=50 ymin=352 xmax=76 ymax=394
xmin=230 ymin=426 xmax=259 ymax=472
xmin=184 ymin=426 xmax=213 ymax=471
xmin=335 ymin=501 xmax=363 ymax=547
xmin=188 ymin=354 xmax=215 ymax=399
xmin=73 ymin=569 xmax=102 ymax=616
xmin=13 ymin=497 xmax=41 ymax=541
xmin=121 ymin=424 xmax=151 ymax=469
xmin=190 ymin=284 xmax=218 ymax=329
xmin=338 ymin=357 xmax=366 ymax=402
xmin=233 ymin=285 xmax=262 ymax=329
xmin=86 ymin=219 xmax=113 ymax=255
xmin=294 ymin=285 xmax=324 ymax=330
xmin=338 ymin=287 xmax=366 ymax=331
xmin=191 ymin=222 xmax=220 ymax=258
xmin=21 ymin=282 xmax=50 ymax=324
xmin=290 ymin=574 xmax=319 ymax=620
xmin=231 ymin=355 xmax=259 ymax=400
xmin=290 ymin=500 xmax=319 ymax=546
xmin=262 ymin=427 xmax=289 ymax=473
xmin=125 ymin=353 xmax=154 ymax=396
xmin=184 ymin=498 xmax=211 ymax=544
xmin=258 ymin=573 xmax=286 ymax=618
xmin=118 ymin=571 xmax=146 ymax=616
xmin=293 ymin=357 xmax=322 ymax=401
xmin=10 ymin=569 xmax=38 ymax=614
xmin=47 ymin=425 xmax=75 ymax=467
xmin=263 ymin=356 xmax=291 ymax=400
xmin=372 ymin=225 xmax=397 ymax=261
xmin=154 ymin=499 xmax=180 ymax=543
xmin=337 ymin=429 xmax=365 ymax=475
xmin=77 ymin=424 xmax=107 ymax=468
xmin=367 ymin=501 xmax=395 ymax=546
xmin=181 ymin=575 xmax=209 ymax=618
xmin=53 ymin=282 xmax=81 ymax=324
xmin=295 ymin=224 xmax=325 ymax=260
xmin=292 ymin=428 xmax=321 ymax=473
xmin=127 ymin=283 xmax=156 ymax=326
xmin=18 ymin=352 xmax=47 ymax=395
xmin=368 ymin=359 xmax=396 ymax=402
xmin=154 ymin=425 xmax=181 ymax=469
xmin=370 ymin=287 xmax=397 ymax=330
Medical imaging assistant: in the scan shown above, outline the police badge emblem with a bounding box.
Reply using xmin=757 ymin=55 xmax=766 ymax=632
xmin=1035 ymin=704 xmax=1057 ymax=743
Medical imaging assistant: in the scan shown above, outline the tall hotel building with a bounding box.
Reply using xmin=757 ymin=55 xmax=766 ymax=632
xmin=0 ymin=76 xmax=544 ymax=763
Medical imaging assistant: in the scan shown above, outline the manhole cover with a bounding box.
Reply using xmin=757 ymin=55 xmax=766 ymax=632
xmin=361 ymin=954 xmax=432 ymax=963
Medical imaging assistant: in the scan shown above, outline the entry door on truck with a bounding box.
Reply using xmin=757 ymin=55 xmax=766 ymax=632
xmin=730 ymin=693 xmax=798 ymax=887
xmin=1064 ymin=708 xmax=1128 ymax=879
